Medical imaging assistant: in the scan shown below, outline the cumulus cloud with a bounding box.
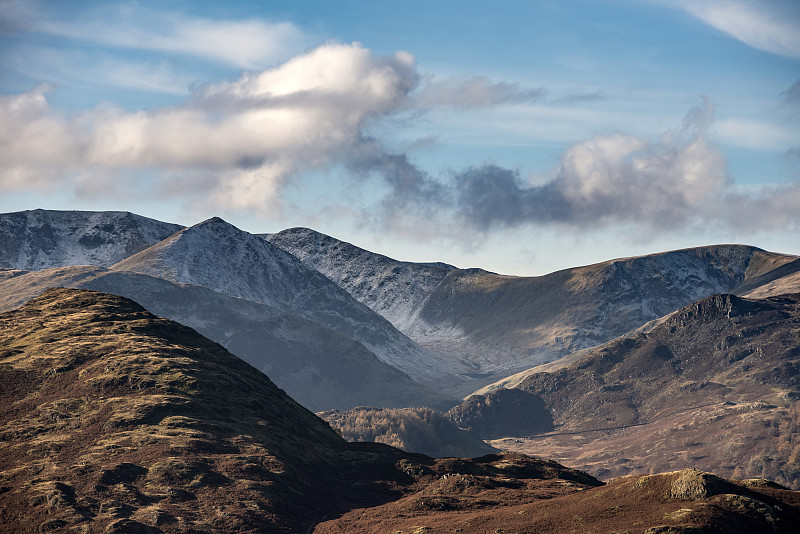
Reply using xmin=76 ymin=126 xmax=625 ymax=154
xmin=2 ymin=37 xmax=797 ymax=235
xmin=670 ymin=0 xmax=800 ymax=57
xmin=361 ymin=97 xmax=799 ymax=235
xmin=0 ymin=43 xmax=423 ymax=211
xmin=444 ymin=98 xmax=728 ymax=229
xmin=2 ymin=40 xmax=562 ymax=215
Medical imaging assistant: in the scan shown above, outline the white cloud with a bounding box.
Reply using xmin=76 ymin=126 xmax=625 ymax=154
xmin=35 ymin=5 xmax=309 ymax=68
xmin=2 ymin=35 xmax=796 ymax=236
xmin=716 ymin=118 xmax=799 ymax=150
xmin=672 ymin=0 xmax=800 ymax=57
xmin=0 ymin=43 xmax=420 ymax=211
xmin=387 ymin=97 xmax=799 ymax=234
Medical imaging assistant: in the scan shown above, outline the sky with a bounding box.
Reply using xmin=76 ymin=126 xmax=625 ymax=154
xmin=1 ymin=0 xmax=798 ymax=275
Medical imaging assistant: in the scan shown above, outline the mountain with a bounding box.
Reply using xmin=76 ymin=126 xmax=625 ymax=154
xmin=0 ymin=287 xmax=613 ymax=533
xmin=736 ymin=257 xmax=800 ymax=299
xmin=0 ymin=209 xmax=182 ymax=270
xmin=457 ymin=292 xmax=800 ymax=487
xmin=265 ymin=227 xmax=459 ymax=332
xmin=268 ymin=228 xmax=798 ymax=387
xmin=114 ymin=217 xmax=462 ymax=385
xmin=319 ymin=406 xmax=497 ymax=458
xmin=0 ymin=265 xmax=456 ymax=412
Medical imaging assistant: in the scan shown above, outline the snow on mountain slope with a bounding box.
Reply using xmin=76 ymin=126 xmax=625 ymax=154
xmin=112 ymin=217 xmax=462 ymax=383
xmin=267 ymin=228 xmax=798 ymax=381
xmin=265 ymin=227 xmax=460 ymax=331
xmin=0 ymin=209 xmax=183 ymax=270
xmin=0 ymin=265 xmax=457 ymax=411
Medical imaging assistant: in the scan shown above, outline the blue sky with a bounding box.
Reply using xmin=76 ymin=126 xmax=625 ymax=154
xmin=1 ymin=0 xmax=798 ymax=275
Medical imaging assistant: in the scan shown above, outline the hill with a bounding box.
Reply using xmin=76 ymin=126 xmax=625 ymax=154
xmin=0 ymin=287 xmax=606 ymax=532
xmin=114 ymin=217 xmax=461 ymax=385
xmin=320 ymin=406 xmax=497 ymax=458
xmin=459 ymin=293 xmax=800 ymax=487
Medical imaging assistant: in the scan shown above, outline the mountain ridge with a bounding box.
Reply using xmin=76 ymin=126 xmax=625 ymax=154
xmin=113 ymin=217 xmax=463 ymax=384
xmin=268 ymin=227 xmax=798 ymax=387
xmin=0 ymin=209 xmax=183 ymax=270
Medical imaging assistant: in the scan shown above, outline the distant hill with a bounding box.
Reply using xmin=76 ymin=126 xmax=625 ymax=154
xmin=459 ymin=292 xmax=800 ymax=487
xmin=320 ymin=406 xmax=497 ymax=458
xmin=0 ymin=209 xmax=182 ymax=270
xmin=268 ymin=228 xmax=798 ymax=390
xmin=0 ymin=266 xmax=456 ymax=412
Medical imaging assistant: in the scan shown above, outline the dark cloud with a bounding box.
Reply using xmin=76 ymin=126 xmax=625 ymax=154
xmin=434 ymin=99 xmax=727 ymax=230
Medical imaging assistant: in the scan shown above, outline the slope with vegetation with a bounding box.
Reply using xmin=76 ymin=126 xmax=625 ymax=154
xmin=320 ymin=406 xmax=497 ymax=458
xmin=466 ymin=292 xmax=800 ymax=487
xmin=0 ymin=288 xmax=600 ymax=532
xmin=0 ymin=265 xmax=455 ymax=412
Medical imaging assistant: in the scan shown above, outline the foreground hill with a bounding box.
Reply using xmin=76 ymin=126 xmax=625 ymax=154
xmin=2 ymin=289 xmax=799 ymax=533
xmin=458 ymin=293 xmax=800 ymax=487
xmin=0 ymin=266 xmax=455 ymax=411
xmin=0 ymin=209 xmax=182 ymax=270
xmin=316 ymin=468 xmax=800 ymax=533
xmin=0 ymin=288 xmax=596 ymax=532
xmin=114 ymin=217 xmax=461 ymax=384
xmin=269 ymin=229 xmax=798 ymax=388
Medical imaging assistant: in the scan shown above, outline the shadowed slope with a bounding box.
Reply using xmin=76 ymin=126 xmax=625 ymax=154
xmin=114 ymin=218 xmax=461 ymax=384
xmin=0 ymin=266 xmax=456 ymax=411
xmin=320 ymin=407 xmax=497 ymax=458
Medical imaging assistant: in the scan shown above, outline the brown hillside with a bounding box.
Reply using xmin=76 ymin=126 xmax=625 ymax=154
xmin=320 ymin=406 xmax=497 ymax=458
xmin=316 ymin=468 xmax=800 ymax=533
xmin=480 ymin=293 xmax=800 ymax=487
xmin=0 ymin=288 xmax=603 ymax=532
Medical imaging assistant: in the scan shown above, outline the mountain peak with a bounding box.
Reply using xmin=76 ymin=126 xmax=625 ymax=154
xmin=189 ymin=215 xmax=235 ymax=230
xmin=0 ymin=209 xmax=183 ymax=271
xmin=112 ymin=217 xmax=456 ymax=382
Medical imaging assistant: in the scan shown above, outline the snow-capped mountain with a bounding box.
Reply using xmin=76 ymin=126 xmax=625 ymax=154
xmin=268 ymin=228 xmax=799 ymax=379
xmin=0 ymin=209 xmax=183 ymax=270
xmin=0 ymin=265 xmax=456 ymax=411
xmin=265 ymin=227 xmax=460 ymax=331
xmin=112 ymin=217 xmax=462 ymax=383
